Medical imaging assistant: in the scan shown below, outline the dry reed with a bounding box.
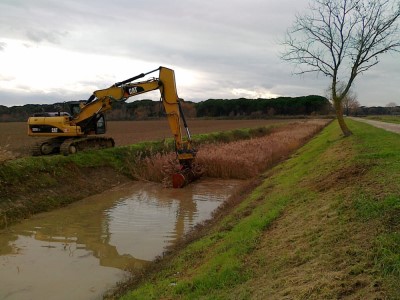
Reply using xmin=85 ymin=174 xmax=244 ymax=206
xmin=0 ymin=145 xmax=16 ymax=163
xmin=126 ymin=151 xmax=176 ymax=183
xmin=127 ymin=120 xmax=329 ymax=183
xmin=198 ymin=120 xmax=327 ymax=179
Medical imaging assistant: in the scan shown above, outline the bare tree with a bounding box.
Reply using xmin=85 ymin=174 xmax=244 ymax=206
xmin=386 ymin=101 xmax=398 ymax=114
xmin=282 ymin=0 xmax=400 ymax=136
xmin=343 ymin=89 xmax=360 ymax=116
xmin=325 ymin=84 xmax=360 ymax=115
xmin=332 ymin=84 xmax=360 ymax=115
xmin=386 ymin=102 xmax=397 ymax=107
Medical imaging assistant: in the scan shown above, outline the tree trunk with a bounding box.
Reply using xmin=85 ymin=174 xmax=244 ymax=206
xmin=333 ymin=98 xmax=353 ymax=137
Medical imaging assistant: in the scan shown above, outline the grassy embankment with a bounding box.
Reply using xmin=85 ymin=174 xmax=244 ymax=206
xmin=0 ymin=125 xmax=279 ymax=228
xmin=115 ymin=119 xmax=400 ymax=299
xmin=365 ymin=115 xmax=400 ymax=124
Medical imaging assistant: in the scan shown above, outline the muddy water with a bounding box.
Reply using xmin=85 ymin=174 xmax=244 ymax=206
xmin=0 ymin=179 xmax=241 ymax=300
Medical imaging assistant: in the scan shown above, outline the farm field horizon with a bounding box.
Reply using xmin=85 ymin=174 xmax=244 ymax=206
xmin=0 ymin=119 xmax=303 ymax=158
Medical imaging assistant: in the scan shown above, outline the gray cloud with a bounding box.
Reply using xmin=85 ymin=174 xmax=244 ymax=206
xmin=0 ymin=74 xmax=15 ymax=81
xmin=25 ymin=29 xmax=69 ymax=44
xmin=0 ymin=88 xmax=88 ymax=107
xmin=0 ymin=0 xmax=399 ymax=107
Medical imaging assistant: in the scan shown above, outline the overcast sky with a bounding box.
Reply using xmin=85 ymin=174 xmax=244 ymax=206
xmin=0 ymin=0 xmax=399 ymax=107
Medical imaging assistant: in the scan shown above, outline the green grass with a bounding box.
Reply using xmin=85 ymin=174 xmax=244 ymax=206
xmin=117 ymin=119 xmax=400 ymax=299
xmin=190 ymin=125 xmax=273 ymax=145
xmin=354 ymin=194 xmax=400 ymax=220
xmin=375 ymin=233 xmax=400 ymax=276
xmin=349 ymin=122 xmax=400 ymax=289
xmin=364 ymin=115 xmax=400 ymax=124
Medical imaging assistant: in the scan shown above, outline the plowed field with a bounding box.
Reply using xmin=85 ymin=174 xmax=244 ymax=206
xmin=0 ymin=119 xmax=296 ymax=158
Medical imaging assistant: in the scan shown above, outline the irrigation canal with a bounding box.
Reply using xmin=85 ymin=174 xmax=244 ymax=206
xmin=0 ymin=179 xmax=242 ymax=299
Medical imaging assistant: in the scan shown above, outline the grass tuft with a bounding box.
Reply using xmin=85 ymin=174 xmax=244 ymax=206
xmin=375 ymin=233 xmax=400 ymax=277
xmin=354 ymin=194 xmax=400 ymax=221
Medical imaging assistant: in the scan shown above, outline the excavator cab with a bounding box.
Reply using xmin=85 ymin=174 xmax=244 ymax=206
xmin=67 ymin=102 xmax=106 ymax=135
xmin=69 ymin=102 xmax=82 ymax=117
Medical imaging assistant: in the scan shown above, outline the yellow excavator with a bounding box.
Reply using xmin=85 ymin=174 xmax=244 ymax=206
xmin=27 ymin=66 xmax=200 ymax=187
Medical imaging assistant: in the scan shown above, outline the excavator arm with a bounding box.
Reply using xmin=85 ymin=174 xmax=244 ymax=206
xmin=91 ymin=66 xmax=200 ymax=187
xmin=28 ymin=66 xmax=201 ymax=187
xmin=87 ymin=67 xmax=197 ymax=163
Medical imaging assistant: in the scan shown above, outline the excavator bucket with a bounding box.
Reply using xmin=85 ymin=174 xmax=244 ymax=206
xmin=172 ymin=170 xmax=196 ymax=188
xmin=172 ymin=173 xmax=187 ymax=188
xmin=171 ymin=162 xmax=203 ymax=188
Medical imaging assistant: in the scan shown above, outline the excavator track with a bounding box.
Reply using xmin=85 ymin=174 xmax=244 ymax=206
xmin=59 ymin=136 xmax=115 ymax=156
xmin=31 ymin=136 xmax=115 ymax=156
xmin=31 ymin=137 xmax=64 ymax=156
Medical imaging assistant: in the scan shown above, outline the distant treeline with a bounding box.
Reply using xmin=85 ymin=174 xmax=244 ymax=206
xmin=355 ymin=106 xmax=400 ymax=116
xmin=0 ymin=95 xmax=332 ymax=122
xmin=195 ymin=96 xmax=331 ymax=117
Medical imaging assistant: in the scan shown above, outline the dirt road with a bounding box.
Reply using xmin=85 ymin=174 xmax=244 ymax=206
xmin=349 ymin=117 xmax=400 ymax=134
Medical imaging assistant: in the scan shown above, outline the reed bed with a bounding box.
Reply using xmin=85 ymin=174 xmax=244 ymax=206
xmin=127 ymin=151 xmax=176 ymax=183
xmin=128 ymin=120 xmax=329 ymax=183
xmin=197 ymin=120 xmax=327 ymax=179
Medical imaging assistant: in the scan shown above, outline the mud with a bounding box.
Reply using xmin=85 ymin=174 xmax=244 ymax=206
xmin=0 ymin=178 xmax=242 ymax=300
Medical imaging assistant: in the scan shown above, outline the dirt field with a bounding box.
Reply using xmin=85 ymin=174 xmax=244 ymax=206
xmin=0 ymin=119 xmax=296 ymax=157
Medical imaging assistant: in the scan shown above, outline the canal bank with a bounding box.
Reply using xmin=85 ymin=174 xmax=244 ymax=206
xmin=0 ymin=125 xmax=279 ymax=229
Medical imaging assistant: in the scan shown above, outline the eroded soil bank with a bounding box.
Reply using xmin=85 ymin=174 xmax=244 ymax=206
xmin=0 ymin=166 xmax=130 ymax=228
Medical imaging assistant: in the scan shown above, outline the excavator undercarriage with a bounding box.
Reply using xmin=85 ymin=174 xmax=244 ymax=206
xmin=31 ymin=136 xmax=115 ymax=156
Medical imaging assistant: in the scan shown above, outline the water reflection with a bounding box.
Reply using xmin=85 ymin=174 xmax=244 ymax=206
xmin=0 ymin=179 xmax=241 ymax=300
xmin=104 ymin=181 xmax=230 ymax=261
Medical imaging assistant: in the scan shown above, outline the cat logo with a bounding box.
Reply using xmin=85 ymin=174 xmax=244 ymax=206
xmin=128 ymin=87 xmax=138 ymax=94
xmin=127 ymin=86 xmax=145 ymax=95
